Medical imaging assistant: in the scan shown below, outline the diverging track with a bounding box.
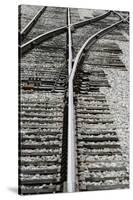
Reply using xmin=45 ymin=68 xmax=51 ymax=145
xmin=19 ymin=5 xmax=129 ymax=194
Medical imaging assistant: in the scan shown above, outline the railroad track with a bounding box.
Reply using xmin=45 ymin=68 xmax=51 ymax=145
xmin=19 ymin=5 xmax=129 ymax=194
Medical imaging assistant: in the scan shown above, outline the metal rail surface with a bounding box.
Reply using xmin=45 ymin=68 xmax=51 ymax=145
xmin=20 ymin=11 xmax=112 ymax=55
xmin=69 ymin=18 xmax=127 ymax=81
xmin=20 ymin=6 xmax=47 ymax=41
xmin=67 ymin=16 xmax=128 ymax=192
xmin=67 ymin=8 xmax=76 ymax=193
xmin=19 ymin=6 xmax=129 ymax=194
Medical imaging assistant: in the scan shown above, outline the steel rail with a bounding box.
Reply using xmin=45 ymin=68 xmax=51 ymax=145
xmin=67 ymin=18 xmax=126 ymax=192
xmin=20 ymin=11 xmax=112 ymax=55
xmin=69 ymin=18 xmax=126 ymax=82
xmin=68 ymin=8 xmax=73 ymax=76
xmin=112 ymin=11 xmax=129 ymax=24
xmin=67 ymin=8 xmax=112 ymax=194
xmin=67 ymin=8 xmax=76 ymax=193
xmin=72 ymin=10 xmax=111 ymax=29
xmin=20 ymin=26 xmax=67 ymax=54
xmin=20 ymin=6 xmax=47 ymax=41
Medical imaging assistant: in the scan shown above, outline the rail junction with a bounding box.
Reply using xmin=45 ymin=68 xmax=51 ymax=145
xmin=19 ymin=5 xmax=129 ymax=194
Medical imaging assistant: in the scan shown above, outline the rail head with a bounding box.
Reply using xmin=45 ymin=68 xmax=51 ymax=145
xmin=20 ymin=6 xmax=47 ymax=40
xmin=69 ymin=18 xmax=125 ymax=82
xmin=20 ymin=10 xmax=112 ymax=55
xmin=20 ymin=26 xmax=67 ymax=55
xmin=72 ymin=10 xmax=111 ymax=29
xmin=112 ymin=11 xmax=129 ymax=24
xmin=67 ymin=7 xmax=76 ymax=193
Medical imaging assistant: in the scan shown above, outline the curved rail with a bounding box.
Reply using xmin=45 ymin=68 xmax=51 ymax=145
xmin=20 ymin=6 xmax=47 ymax=41
xmin=70 ymin=18 xmax=127 ymax=81
xmin=68 ymin=17 xmax=127 ymax=192
xmin=20 ymin=11 xmax=112 ymax=55
xmin=72 ymin=10 xmax=111 ymax=29
xmin=20 ymin=26 xmax=67 ymax=54
xmin=112 ymin=11 xmax=129 ymax=23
